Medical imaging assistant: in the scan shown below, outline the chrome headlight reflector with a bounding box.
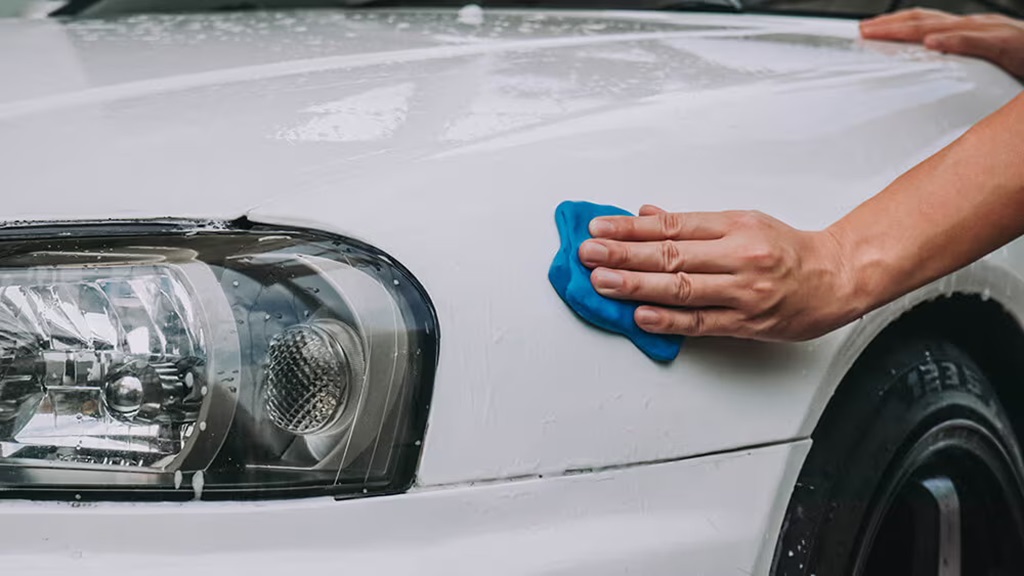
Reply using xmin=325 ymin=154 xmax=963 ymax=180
xmin=0 ymin=223 xmax=438 ymax=501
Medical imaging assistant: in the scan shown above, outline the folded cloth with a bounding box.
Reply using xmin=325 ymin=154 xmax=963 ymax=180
xmin=548 ymin=200 xmax=684 ymax=362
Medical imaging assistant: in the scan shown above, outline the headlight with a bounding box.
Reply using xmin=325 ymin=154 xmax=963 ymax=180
xmin=0 ymin=222 xmax=438 ymax=501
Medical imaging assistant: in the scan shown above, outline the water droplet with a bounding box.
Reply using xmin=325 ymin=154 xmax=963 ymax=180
xmin=75 ymin=413 xmax=83 ymax=421
xmin=264 ymin=314 xmax=271 ymax=321
xmin=199 ymin=421 xmax=207 ymax=431
xmin=74 ymin=494 xmax=81 ymax=501
xmin=392 ymin=279 xmax=400 ymax=286
xmin=192 ymin=470 xmax=205 ymax=500
xmin=232 ymin=280 xmax=240 ymax=288
xmin=173 ymin=470 xmax=183 ymax=489
xmin=982 ymin=288 xmax=991 ymax=301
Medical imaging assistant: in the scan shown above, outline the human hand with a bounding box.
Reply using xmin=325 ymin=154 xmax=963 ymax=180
xmin=579 ymin=206 xmax=863 ymax=341
xmin=860 ymin=8 xmax=1024 ymax=79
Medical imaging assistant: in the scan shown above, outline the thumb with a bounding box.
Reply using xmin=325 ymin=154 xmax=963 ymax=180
xmin=924 ymin=30 xmax=1000 ymax=60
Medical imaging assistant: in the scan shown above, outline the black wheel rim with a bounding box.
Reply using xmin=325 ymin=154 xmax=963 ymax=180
xmin=853 ymin=419 xmax=1024 ymax=576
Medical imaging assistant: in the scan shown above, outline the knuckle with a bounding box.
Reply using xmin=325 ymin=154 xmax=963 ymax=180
xmin=618 ymin=273 xmax=639 ymax=295
xmin=606 ymin=242 xmax=629 ymax=267
xmin=734 ymin=210 xmax=767 ymax=229
xmin=745 ymin=244 xmax=781 ymax=269
xmin=659 ymin=240 xmax=683 ymax=271
xmin=658 ymin=212 xmax=685 ymax=237
xmin=616 ymin=219 xmax=633 ymax=236
xmin=750 ymin=279 xmax=777 ymax=298
xmin=905 ymin=7 xmax=936 ymax=20
xmin=965 ymin=13 xmax=997 ymax=24
xmin=904 ymin=21 xmax=925 ymax=34
xmin=686 ymin=309 xmax=707 ymax=336
xmin=673 ymin=272 xmax=694 ymax=303
xmin=901 ymin=9 xmax=923 ymax=22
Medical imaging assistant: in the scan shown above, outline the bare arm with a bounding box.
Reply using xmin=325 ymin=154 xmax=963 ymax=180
xmin=832 ymin=92 xmax=1024 ymax=315
xmin=580 ymin=92 xmax=1024 ymax=341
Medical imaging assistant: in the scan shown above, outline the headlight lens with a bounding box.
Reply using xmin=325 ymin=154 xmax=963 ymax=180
xmin=0 ymin=223 xmax=437 ymax=501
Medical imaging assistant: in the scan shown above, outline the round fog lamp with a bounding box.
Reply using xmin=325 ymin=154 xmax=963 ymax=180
xmin=263 ymin=319 xmax=364 ymax=436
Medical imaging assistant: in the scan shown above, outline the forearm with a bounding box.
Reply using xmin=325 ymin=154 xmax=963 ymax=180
xmin=582 ymin=94 xmax=1024 ymax=341
xmin=830 ymin=92 xmax=1024 ymax=314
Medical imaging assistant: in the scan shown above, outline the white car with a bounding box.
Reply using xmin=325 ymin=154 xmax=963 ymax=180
xmin=1 ymin=2 xmax=1023 ymax=575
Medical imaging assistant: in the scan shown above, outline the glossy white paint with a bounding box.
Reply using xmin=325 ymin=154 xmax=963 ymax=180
xmin=0 ymin=441 xmax=808 ymax=575
xmin=2 ymin=7 xmax=1024 ymax=572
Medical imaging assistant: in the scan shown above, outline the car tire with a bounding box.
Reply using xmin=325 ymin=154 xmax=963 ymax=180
xmin=771 ymin=335 xmax=1024 ymax=576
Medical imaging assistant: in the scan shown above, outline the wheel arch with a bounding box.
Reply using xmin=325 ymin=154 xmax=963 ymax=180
xmin=767 ymin=293 xmax=1024 ymax=576
xmin=803 ymin=259 xmax=1024 ymax=443
xmin=759 ymin=262 xmax=1024 ymax=575
xmin=848 ymin=293 xmax=1024 ymax=445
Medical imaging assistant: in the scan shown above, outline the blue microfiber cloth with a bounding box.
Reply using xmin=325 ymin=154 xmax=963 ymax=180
xmin=548 ymin=200 xmax=684 ymax=363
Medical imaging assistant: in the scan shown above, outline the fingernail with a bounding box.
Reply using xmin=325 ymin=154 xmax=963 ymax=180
xmin=589 ymin=218 xmax=614 ymax=237
xmin=858 ymin=21 xmax=886 ymax=34
xmin=592 ymin=269 xmax=623 ymax=290
xmin=578 ymin=241 xmax=609 ymax=264
xmin=636 ymin=308 xmax=660 ymax=325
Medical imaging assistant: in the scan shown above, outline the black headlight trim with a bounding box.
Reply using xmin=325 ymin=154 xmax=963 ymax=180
xmin=0 ymin=218 xmax=439 ymax=502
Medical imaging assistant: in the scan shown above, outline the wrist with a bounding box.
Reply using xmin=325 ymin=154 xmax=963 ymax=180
xmin=815 ymin=223 xmax=884 ymax=324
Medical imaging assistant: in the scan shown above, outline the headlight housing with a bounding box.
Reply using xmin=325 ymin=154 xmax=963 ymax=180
xmin=0 ymin=221 xmax=438 ymax=501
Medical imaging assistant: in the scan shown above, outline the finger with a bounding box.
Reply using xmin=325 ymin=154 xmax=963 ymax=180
xmin=589 ymin=211 xmax=733 ymax=241
xmin=924 ymin=30 xmax=1003 ymax=61
xmin=590 ymin=268 xmax=742 ymax=308
xmin=638 ymin=204 xmax=667 ymax=216
xmin=634 ymin=305 xmax=746 ymax=337
xmin=579 ymin=238 xmax=737 ymax=273
xmin=860 ymin=7 xmax=951 ymax=35
xmin=860 ymin=9 xmax=963 ymax=41
xmin=860 ymin=18 xmax=968 ymax=42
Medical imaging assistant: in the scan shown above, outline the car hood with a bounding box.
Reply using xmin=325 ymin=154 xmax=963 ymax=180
xmin=0 ymin=8 xmax=1013 ymax=226
xmin=3 ymin=8 xmax=1022 ymax=486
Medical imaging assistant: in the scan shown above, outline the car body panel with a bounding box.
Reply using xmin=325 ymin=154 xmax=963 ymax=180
xmin=2 ymin=9 xmax=1023 ymax=490
xmin=0 ymin=441 xmax=809 ymax=576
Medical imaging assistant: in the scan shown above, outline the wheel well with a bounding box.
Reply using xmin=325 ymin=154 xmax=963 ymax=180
xmin=862 ymin=294 xmax=1024 ymax=445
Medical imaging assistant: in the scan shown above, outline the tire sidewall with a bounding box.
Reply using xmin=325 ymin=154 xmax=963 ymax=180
xmin=771 ymin=337 xmax=1024 ymax=575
